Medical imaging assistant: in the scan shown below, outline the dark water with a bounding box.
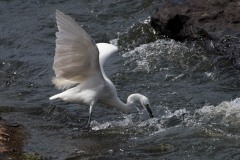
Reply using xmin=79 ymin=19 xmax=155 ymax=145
xmin=1 ymin=0 xmax=240 ymax=159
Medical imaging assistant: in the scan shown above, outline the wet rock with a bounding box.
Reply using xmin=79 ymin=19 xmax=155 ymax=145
xmin=0 ymin=117 xmax=25 ymax=159
xmin=150 ymin=0 xmax=240 ymax=67
xmin=151 ymin=0 xmax=240 ymax=40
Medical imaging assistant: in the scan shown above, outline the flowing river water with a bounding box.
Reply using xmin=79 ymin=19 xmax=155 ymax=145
xmin=1 ymin=0 xmax=240 ymax=159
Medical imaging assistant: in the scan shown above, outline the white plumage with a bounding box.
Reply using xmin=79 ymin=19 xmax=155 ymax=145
xmin=50 ymin=10 xmax=153 ymax=128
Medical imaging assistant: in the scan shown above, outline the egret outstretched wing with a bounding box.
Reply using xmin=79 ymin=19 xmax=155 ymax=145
xmin=53 ymin=10 xmax=103 ymax=89
xmin=50 ymin=11 xmax=153 ymax=127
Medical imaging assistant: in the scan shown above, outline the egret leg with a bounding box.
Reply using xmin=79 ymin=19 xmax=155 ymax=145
xmin=86 ymin=101 xmax=95 ymax=128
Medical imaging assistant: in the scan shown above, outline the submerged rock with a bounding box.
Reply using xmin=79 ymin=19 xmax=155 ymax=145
xmin=150 ymin=0 xmax=240 ymax=67
xmin=0 ymin=117 xmax=25 ymax=159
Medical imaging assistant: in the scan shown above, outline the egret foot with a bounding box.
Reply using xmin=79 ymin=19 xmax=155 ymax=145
xmin=81 ymin=124 xmax=92 ymax=132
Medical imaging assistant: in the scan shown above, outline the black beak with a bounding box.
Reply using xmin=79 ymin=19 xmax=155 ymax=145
xmin=146 ymin=105 xmax=154 ymax=118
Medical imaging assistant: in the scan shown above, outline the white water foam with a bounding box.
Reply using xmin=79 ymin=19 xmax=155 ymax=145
xmin=122 ymin=39 xmax=206 ymax=74
xmin=195 ymin=98 xmax=240 ymax=127
xmin=91 ymin=114 xmax=134 ymax=131
xmin=90 ymin=98 xmax=240 ymax=139
xmin=90 ymin=105 xmax=188 ymax=133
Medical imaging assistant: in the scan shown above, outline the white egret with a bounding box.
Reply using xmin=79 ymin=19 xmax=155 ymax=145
xmin=49 ymin=10 xmax=154 ymax=127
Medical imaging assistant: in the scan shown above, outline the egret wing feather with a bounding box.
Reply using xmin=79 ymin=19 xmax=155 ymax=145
xmin=53 ymin=10 xmax=103 ymax=89
xmin=97 ymin=43 xmax=118 ymax=80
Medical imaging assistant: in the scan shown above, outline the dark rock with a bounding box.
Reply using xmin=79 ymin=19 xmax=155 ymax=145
xmin=0 ymin=117 xmax=25 ymax=159
xmin=151 ymin=0 xmax=240 ymax=40
xmin=150 ymin=0 xmax=240 ymax=67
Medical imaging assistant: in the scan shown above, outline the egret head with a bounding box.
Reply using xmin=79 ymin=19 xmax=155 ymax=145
xmin=126 ymin=94 xmax=154 ymax=118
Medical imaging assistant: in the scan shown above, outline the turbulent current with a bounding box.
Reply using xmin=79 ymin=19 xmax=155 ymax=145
xmin=0 ymin=0 xmax=240 ymax=159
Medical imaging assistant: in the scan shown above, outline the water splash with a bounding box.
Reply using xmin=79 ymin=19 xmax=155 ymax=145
xmin=122 ymin=39 xmax=209 ymax=75
xmin=195 ymin=98 xmax=240 ymax=132
xmin=91 ymin=114 xmax=134 ymax=131
xmin=89 ymin=97 xmax=240 ymax=140
xmin=90 ymin=105 xmax=188 ymax=133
